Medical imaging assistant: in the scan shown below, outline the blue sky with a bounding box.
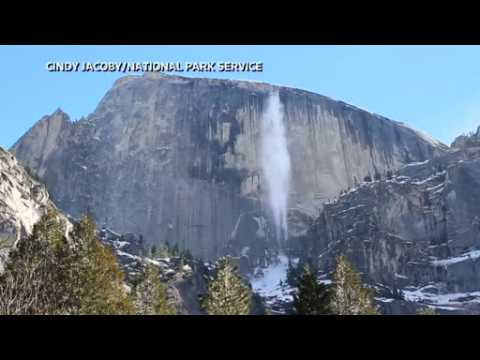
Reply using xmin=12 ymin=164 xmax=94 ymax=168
xmin=1 ymin=45 xmax=480 ymax=148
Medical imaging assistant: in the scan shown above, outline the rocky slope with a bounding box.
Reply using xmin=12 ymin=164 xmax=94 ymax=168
xmin=98 ymin=228 xmax=210 ymax=314
xmin=99 ymin=227 xmax=266 ymax=315
xmin=11 ymin=73 xmax=447 ymax=263
xmin=0 ymin=146 xmax=53 ymax=266
xmin=300 ymin=127 xmax=480 ymax=314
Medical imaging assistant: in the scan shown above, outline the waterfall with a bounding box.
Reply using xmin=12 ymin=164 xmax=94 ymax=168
xmin=260 ymin=91 xmax=291 ymax=244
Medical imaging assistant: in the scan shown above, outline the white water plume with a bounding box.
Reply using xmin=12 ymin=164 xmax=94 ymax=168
xmin=260 ymin=91 xmax=291 ymax=243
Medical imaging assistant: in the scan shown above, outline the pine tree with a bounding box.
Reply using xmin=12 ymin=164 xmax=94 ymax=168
xmin=202 ymin=256 xmax=251 ymax=315
xmin=0 ymin=208 xmax=75 ymax=314
xmin=71 ymin=215 xmax=135 ymax=315
xmin=158 ymin=244 xmax=170 ymax=258
xmin=183 ymin=249 xmax=193 ymax=261
xmin=330 ymin=255 xmax=379 ymax=315
xmin=0 ymin=211 xmax=135 ymax=315
xmin=150 ymin=245 xmax=157 ymax=257
xmin=0 ymin=237 xmax=12 ymax=252
xmin=172 ymin=243 xmax=180 ymax=256
xmin=286 ymin=258 xmax=299 ymax=287
xmin=134 ymin=263 xmax=175 ymax=315
xmin=293 ymin=264 xmax=332 ymax=315
xmin=417 ymin=307 xmax=437 ymax=315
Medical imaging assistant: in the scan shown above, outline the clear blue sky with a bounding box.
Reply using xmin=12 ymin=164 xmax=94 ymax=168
xmin=1 ymin=45 xmax=480 ymax=148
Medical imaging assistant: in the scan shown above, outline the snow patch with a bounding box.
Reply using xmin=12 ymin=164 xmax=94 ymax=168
xmin=375 ymin=297 xmax=395 ymax=303
xmin=412 ymin=171 xmax=446 ymax=186
xmin=403 ymin=160 xmax=430 ymax=167
xmin=431 ymin=250 xmax=480 ymax=267
xmin=403 ymin=286 xmax=480 ymax=306
xmin=250 ymin=254 xmax=292 ymax=301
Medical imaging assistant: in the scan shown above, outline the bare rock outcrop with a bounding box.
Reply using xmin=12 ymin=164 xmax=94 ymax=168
xmin=0 ymin=146 xmax=51 ymax=263
xmin=304 ymin=141 xmax=480 ymax=313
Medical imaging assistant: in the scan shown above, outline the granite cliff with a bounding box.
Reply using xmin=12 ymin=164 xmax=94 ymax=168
xmin=299 ymin=127 xmax=480 ymax=314
xmin=11 ymin=73 xmax=446 ymax=264
xmin=0 ymin=146 xmax=58 ymax=266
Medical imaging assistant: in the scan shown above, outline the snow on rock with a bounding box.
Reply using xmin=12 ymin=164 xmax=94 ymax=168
xmin=431 ymin=249 xmax=480 ymax=267
xmin=403 ymin=160 xmax=430 ymax=168
xmin=411 ymin=171 xmax=446 ymax=185
xmin=375 ymin=297 xmax=395 ymax=303
xmin=250 ymin=254 xmax=292 ymax=301
xmin=403 ymin=285 xmax=480 ymax=308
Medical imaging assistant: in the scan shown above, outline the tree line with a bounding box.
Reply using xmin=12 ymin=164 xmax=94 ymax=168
xmin=0 ymin=209 xmax=173 ymax=315
xmin=0 ymin=209 xmax=435 ymax=315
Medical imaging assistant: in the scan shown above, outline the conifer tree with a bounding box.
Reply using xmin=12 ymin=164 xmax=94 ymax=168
xmin=202 ymin=256 xmax=251 ymax=315
xmin=0 ymin=208 xmax=75 ymax=314
xmin=293 ymin=264 xmax=332 ymax=315
xmin=172 ymin=243 xmax=180 ymax=256
xmin=0 ymin=211 xmax=135 ymax=315
xmin=158 ymin=244 xmax=170 ymax=258
xmin=417 ymin=307 xmax=437 ymax=315
xmin=150 ymin=245 xmax=157 ymax=257
xmin=71 ymin=215 xmax=135 ymax=315
xmin=134 ymin=263 xmax=175 ymax=315
xmin=330 ymin=255 xmax=379 ymax=315
xmin=0 ymin=238 xmax=11 ymax=252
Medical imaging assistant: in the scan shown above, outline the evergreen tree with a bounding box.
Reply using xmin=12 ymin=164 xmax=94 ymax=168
xmin=330 ymin=255 xmax=379 ymax=315
xmin=134 ymin=264 xmax=175 ymax=315
xmin=0 ymin=237 xmax=11 ymax=252
xmin=0 ymin=211 xmax=135 ymax=315
xmin=293 ymin=264 xmax=332 ymax=315
xmin=417 ymin=307 xmax=437 ymax=315
xmin=158 ymin=244 xmax=170 ymax=258
xmin=286 ymin=258 xmax=297 ymax=286
xmin=182 ymin=249 xmax=193 ymax=261
xmin=202 ymin=256 xmax=251 ymax=315
xmin=150 ymin=245 xmax=157 ymax=257
xmin=172 ymin=243 xmax=180 ymax=256
xmin=71 ymin=215 xmax=135 ymax=315
xmin=0 ymin=208 xmax=75 ymax=314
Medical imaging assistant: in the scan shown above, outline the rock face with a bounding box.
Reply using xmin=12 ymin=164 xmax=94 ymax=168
xmin=11 ymin=73 xmax=446 ymax=261
xmin=0 ymin=146 xmax=51 ymax=264
xmin=303 ymin=135 xmax=480 ymax=313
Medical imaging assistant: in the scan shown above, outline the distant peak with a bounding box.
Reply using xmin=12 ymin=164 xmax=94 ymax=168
xmin=43 ymin=108 xmax=71 ymax=123
xmin=52 ymin=108 xmax=67 ymax=116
